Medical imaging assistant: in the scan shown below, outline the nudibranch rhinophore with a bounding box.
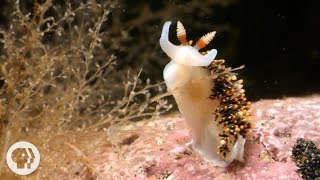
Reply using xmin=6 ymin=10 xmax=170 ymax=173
xmin=160 ymin=21 xmax=253 ymax=167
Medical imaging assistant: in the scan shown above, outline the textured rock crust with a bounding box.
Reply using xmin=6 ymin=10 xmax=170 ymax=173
xmin=89 ymin=95 xmax=320 ymax=179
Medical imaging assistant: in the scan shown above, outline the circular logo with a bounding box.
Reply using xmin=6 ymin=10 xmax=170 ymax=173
xmin=6 ymin=141 xmax=40 ymax=175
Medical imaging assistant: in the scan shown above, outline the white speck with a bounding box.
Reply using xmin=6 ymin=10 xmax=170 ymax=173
xmin=155 ymin=137 xmax=164 ymax=145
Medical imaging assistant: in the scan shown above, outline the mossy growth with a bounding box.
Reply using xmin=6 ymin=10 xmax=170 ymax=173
xmin=0 ymin=0 xmax=171 ymax=178
xmin=292 ymin=138 xmax=320 ymax=180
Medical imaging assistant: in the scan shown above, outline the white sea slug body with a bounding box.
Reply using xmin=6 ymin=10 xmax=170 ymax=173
xmin=160 ymin=21 xmax=253 ymax=167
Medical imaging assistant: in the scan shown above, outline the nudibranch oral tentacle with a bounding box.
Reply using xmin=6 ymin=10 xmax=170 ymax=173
xmin=160 ymin=20 xmax=253 ymax=167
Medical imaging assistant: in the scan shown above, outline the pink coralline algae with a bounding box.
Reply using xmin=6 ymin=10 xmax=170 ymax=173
xmin=87 ymin=95 xmax=320 ymax=179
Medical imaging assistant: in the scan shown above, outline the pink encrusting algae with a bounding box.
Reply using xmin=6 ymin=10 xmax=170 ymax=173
xmin=86 ymin=95 xmax=320 ymax=179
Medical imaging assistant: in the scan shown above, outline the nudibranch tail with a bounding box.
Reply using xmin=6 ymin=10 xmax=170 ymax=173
xmin=194 ymin=31 xmax=216 ymax=50
xmin=177 ymin=21 xmax=188 ymax=45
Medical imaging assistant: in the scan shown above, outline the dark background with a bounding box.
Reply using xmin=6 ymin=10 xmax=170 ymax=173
xmin=120 ymin=0 xmax=320 ymax=100
xmin=1 ymin=0 xmax=320 ymax=101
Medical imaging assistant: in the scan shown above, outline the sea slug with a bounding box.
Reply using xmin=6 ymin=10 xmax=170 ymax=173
xmin=160 ymin=21 xmax=253 ymax=167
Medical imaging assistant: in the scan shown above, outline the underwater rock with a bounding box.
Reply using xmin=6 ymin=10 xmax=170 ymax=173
xmin=87 ymin=95 xmax=320 ymax=179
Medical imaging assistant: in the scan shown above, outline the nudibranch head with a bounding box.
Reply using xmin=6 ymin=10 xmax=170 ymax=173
xmin=159 ymin=21 xmax=217 ymax=67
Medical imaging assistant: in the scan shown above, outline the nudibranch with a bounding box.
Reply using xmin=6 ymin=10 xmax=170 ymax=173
xmin=160 ymin=21 xmax=253 ymax=167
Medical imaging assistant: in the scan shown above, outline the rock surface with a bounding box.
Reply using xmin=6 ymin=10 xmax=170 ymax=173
xmin=89 ymin=95 xmax=320 ymax=179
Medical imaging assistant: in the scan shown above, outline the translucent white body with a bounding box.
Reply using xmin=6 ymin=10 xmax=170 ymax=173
xmin=160 ymin=21 xmax=246 ymax=167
